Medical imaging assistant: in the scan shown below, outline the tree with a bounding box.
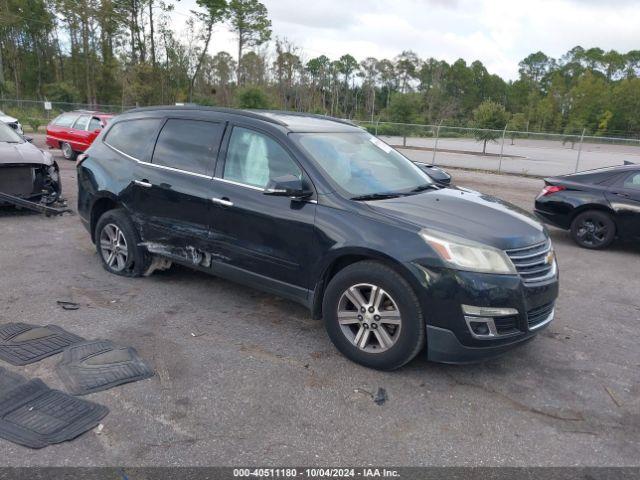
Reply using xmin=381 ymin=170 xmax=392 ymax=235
xmin=472 ymin=100 xmax=509 ymax=154
xmin=189 ymin=0 xmax=228 ymax=101
xmin=228 ymin=0 xmax=271 ymax=85
xmin=337 ymin=54 xmax=358 ymax=115
xmin=395 ymin=50 xmax=419 ymax=93
xmin=507 ymin=112 xmax=527 ymax=144
xmin=386 ymin=92 xmax=421 ymax=123
xmin=237 ymin=85 xmax=270 ymax=108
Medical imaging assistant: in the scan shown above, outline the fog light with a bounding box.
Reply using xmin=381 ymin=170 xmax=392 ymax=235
xmin=464 ymin=316 xmax=497 ymax=338
xmin=469 ymin=321 xmax=490 ymax=336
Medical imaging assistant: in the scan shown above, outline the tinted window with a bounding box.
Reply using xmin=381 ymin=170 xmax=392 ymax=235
xmin=73 ymin=115 xmax=91 ymax=130
xmin=623 ymin=172 xmax=640 ymax=190
xmin=88 ymin=117 xmax=102 ymax=131
xmin=54 ymin=113 xmax=79 ymax=128
xmin=105 ymin=119 xmax=161 ymax=161
xmin=152 ymin=119 xmax=223 ymax=175
xmin=223 ymin=127 xmax=301 ymax=188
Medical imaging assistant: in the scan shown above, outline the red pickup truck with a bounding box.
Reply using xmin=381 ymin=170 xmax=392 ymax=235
xmin=46 ymin=111 xmax=114 ymax=160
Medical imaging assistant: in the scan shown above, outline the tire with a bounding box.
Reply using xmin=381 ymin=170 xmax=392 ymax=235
xmin=60 ymin=142 xmax=77 ymax=160
xmin=570 ymin=210 xmax=616 ymax=249
xmin=323 ymin=261 xmax=426 ymax=370
xmin=95 ymin=209 xmax=151 ymax=277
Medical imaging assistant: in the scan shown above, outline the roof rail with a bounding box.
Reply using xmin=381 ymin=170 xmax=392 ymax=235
xmin=257 ymin=110 xmax=358 ymax=127
xmin=124 ymin=105 xmax=288 ymax=126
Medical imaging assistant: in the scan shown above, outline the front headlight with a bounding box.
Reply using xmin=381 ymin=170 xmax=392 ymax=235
xmin=419 ymin=228 xmax=517 ymax=275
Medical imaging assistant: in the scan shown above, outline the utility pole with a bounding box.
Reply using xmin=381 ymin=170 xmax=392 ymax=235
xmin=498 ymin=124 xmax=508 ymax=173
xmin=431 ymin=120 xmax=443 ymax=165
xmin=575 ymin=128 xmax=587 ymax=172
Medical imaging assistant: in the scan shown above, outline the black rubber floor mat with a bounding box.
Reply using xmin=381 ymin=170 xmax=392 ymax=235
xmin=57 ymin=339 xmax=154 ymax=395
xmin=0 ymin=367 xmax=27 ymax=393
xmin=0 ymin=379 xmax=108 ymax=449
xmin=0 ymin=323 xmax=85 ymax=366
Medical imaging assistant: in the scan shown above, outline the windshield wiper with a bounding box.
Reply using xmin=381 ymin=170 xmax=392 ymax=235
xmin=351 ymin=192 xmax=403 ymax=201
xmin=409 ymin=184 xmax=438 ymax=193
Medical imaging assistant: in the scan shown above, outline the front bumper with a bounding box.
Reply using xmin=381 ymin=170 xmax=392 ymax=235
xmin=408 ymin=263 xmax=559 ymax=363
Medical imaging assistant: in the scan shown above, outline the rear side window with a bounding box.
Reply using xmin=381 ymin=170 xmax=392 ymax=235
xmin=152 ymin=119 xmax=223 ymax=175
xmin=54 ymin=113 xmax=78 ymax=128
xmin=73 ymin=115 xmax=91 ymax=130
xmin=105 ymin=119 xmax=161 ymax=162
xmin=623 ymin=172 xmax=640 ymax=190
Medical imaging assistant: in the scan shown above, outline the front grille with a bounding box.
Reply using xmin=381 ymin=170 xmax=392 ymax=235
xmin=527 ymin=302 xmax=554 ymax=329
xmin=506 ymin=240 xmax=555 ymax=285
xmin=0 ymin=167 xmax=34 ymax=195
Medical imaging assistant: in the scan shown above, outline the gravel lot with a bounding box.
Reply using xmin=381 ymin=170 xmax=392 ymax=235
xmin=0 ymin=135 xmax=638 ymax=466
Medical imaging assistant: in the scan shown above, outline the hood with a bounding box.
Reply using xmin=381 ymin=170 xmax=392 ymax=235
xmin=0 ymin=114 xmax=18 ymax=123
xmin=364 ymin=187 xmax=547 ymax=250
xmin=0 ymin=141 xmax=52 ymax=166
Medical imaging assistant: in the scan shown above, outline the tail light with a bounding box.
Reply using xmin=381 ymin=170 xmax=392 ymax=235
xmin=539 ymin=185 xmax=565 ymax=197
xmin=76 ymin=153 xmax=88 ymax=167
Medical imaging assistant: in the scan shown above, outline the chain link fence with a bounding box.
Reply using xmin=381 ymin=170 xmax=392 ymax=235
xmin=2 ymin=99 xmax=639 ymax=177
xmin=355 ymin=121 xmax=640 ymax=177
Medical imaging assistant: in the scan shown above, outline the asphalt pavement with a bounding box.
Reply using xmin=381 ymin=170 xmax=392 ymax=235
xmin=0 ymin=135 xmax=638 ymax=466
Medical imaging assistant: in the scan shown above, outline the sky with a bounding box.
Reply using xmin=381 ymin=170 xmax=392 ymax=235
xmin=173 ymin=0 xmax=640 ymax=80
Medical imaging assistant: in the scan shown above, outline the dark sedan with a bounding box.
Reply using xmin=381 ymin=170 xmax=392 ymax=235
xmin=535 ymin=164 xmax=640 ymax=249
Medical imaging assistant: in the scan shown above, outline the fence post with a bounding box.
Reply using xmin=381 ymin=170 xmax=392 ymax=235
xmin=574 ymin=128 xmax=586 ymax=172
xmin=375 ymin=119 xmax=379 ymax=136
xmin=431 ymin=120 xmax=443 ymax=165
xmin=498 ymin=124 xmax=508 ymax=173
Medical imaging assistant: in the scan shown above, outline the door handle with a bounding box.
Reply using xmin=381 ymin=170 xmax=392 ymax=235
xmin=613 ymin=192 xmax=630 ymax=198
xmin=211 ymin=197 xmax=233 ymax=207
xmin=134 ymin=179 xmax=153 ymax=188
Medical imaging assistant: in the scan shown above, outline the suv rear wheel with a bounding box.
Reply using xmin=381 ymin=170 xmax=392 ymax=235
xmin=570 ymin=210 xmax=615 ymax=249
xmin=323 ymin=261 xmax=425 ymax=370
xmin=95 ymin=209 xmax=151 ymax=277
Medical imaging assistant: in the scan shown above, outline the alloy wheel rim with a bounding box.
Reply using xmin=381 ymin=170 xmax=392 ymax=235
xmin=99 ymin=223 xmax=129 ymax=272
xmin=337 ymin=283 xmax=402 ymax=353
xmin=577 ymin=218 xmax=607 ymax=246
xmin=62 ymin=143 xmax=72 ymax=158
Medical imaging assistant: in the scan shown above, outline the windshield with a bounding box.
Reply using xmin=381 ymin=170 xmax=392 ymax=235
xmin=0 ymin=122 xmax=23 ymax=143
xmin=292 ymin=131 xmax=433 ymax=199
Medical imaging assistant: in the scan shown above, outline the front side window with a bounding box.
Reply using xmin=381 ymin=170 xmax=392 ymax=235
xmin=292 ymin=131 xmax=433 ymax=198
xmin=54 ymin=113 xmax=79 ymax=128
xmin=223 ymin=127 xmax=301 ymax=188
xmin=73 ymin=115 xmax=91 ymax=131
xmin=104 ymin=118 xmax=161 ymax=162
xmin=152 ymin=119 xmax=223 ymax=175
xmin=623 ymin=172 xmax=640 ymax=190
xmin=88 ymin=117 xmax=102 ymax=131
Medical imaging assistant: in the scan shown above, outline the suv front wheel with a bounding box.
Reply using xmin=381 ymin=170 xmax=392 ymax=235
xmin=95 ymin=209 xmax=151 ymax=277
xmin=323 ymin=261 xmax=426 ymax=370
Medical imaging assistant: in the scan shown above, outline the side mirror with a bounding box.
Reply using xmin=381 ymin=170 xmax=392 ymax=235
xmin=264 ymin=174 xmax=312 ymax=199
xmin=24 ymin=136 xmax=33 ymax=143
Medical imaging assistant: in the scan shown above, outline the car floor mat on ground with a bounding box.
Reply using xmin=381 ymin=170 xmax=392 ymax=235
xmin=0 ymin=367 xmax=27 ymax=393
xmin=0 ymin=323 xmax=85 ymax=366
xmin=57 ymin=339 xmax=154 ymax=395
xmin=0 ymin=378 xmax=108 ymax=449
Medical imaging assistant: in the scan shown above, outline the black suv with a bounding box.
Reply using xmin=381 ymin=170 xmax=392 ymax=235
xmin=77 ymin=107 xmax=559 ymax=370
